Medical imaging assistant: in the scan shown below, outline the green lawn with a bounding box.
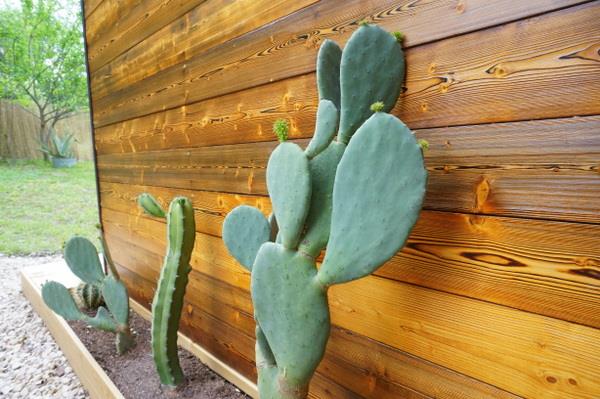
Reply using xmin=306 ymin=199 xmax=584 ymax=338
xmin=0 ymin=160 xmax=99 ymax=255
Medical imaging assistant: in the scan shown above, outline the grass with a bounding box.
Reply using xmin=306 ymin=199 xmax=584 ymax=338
xmin=0 ymin=160 xmax=99 ymax=255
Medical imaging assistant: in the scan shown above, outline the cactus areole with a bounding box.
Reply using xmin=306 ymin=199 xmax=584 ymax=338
xmin=223 ymin=24 xmax=427 ymax=398
xmin=139 ymin=195 xmax=196 ymax=387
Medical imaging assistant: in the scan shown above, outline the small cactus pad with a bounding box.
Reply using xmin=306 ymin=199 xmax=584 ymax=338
xmin=42 ymin=281 xmax=84 ymax=320
xmin=316 ymin=39 xmax=342 ymax=109
xmin=138 ymin=193 xmax=166 ymax=218
xmin=64 ymin=237 xmax=105 ymax=285
xmin=319 ymin=112 xmax=427 ymax=285
xmin=223 ymin=205 xmax=271 ymax=271
xmin=266 ymin=142 xmax=311 ymax=249
xmin=86 ymin=306 xmax=119 ymax=332
xmin=252 ymin=243 xmax=330 ymax=386
xmin=102 ymin=276 xmax=129 ymax=326
xmin=304 ymin=100 xmax=339 ymax=159
xmin=338 ymin=24 xmax=405 ymax=144
xmin=299 ymin=141 xmax=345 ymax=258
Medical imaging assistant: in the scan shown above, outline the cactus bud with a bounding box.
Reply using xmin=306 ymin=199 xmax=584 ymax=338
xmin=391 ymin=31 xmax=404 ymax=43
xmin=358 ymin=19 xmax=369 ymax=27
xmin=273 ymin=119 xmax=289 ymax=142
xmin=370 ymin=101 xmax=385 ymax=112
xmin=138 ymin=193 xmax=166 ymax=218
xmin=418 ymin=139 xmax=430 ymax=151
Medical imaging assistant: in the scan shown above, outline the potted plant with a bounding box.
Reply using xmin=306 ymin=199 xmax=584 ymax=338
xmin=39 ymin=129 xmax=78 ymax=168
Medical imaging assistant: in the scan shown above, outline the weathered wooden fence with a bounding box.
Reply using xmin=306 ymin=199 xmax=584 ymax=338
xmin=0 ymin=100 xmax=93 ymax=160
xmin=84 ymin=1 xmax=600 ymax=398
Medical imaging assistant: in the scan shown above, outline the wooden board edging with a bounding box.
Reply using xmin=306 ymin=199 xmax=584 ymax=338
xmin=20 ymin=264 xmax=124 ymax=399
xmin=129 ymin=299 xmax=259 ymax=399
xmin=20 ymin=262 xmax=258 ymax=399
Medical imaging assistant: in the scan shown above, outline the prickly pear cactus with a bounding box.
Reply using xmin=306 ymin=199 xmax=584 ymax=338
xmin=222 ymin=24 xmax=427 ymax=399
xmin=42 ymin=236 xmax=134 ymax=354
xmin=138 ymin=195 xmax=196 ymax=387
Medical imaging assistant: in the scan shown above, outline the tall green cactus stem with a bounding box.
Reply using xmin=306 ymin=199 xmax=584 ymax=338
xmin=145 ymin=196 xmax=196 ymax=387
xmin=42 ymin=236 xmax=134 ymax=354
xmin=222 ymin=24 xmax=424 ymax=399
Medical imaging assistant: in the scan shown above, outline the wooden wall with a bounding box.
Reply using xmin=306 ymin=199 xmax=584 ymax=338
xmin=83 ymin=1 xmax=600 ymax=398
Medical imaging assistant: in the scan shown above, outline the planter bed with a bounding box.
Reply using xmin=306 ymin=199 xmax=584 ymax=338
xmin=21 ymin=262 xmax=257 ymax=399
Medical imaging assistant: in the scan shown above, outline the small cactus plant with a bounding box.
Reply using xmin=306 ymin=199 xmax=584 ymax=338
xmin=223 ymin=24 xmax=427 ymax=398
xmin=42 ymin=236 xmax=135 ymax=354
xmin=69 ymin=282 xmax=103 ymax=310
xmin=138 ymin=194 xmax=196 ymax=387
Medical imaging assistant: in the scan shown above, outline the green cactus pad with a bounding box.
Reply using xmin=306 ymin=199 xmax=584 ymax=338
xmin=318 ymin=112 xmax=427 ymax=286
xmin=86 ymin=306 xmax=119 ymax=332
xmin=252 ymin=243 xmax=329 ymax=386
xmin=42 ymin=281 xmax=84 ymax=320
xmin=102 ymin=276 xmax=129 ymax=326
xmin=223 ymin=205 xmax=271 ymax=271
xmin=64 ymin=237 xmax=104 ymax=285
xmin=152 ymin=197 xmax=196 ymax=386
xmin=299 ymin=141 xmax=345 ymax=258
xmin=266 ymin=142 xmax=311 ymax=249
xmin=138 ymin=193 xmax=166 ymax=218
xmin=316 ymin=39 xmax=342 ymax=110
xmin=338 ymin=24 xmax=405 ymax=144
xmin=304 ymin=100 xmax=339 ymax=159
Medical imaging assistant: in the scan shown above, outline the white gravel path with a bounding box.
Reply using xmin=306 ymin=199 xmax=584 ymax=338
xmin=0 ymin=255 xmax=88 ymax=398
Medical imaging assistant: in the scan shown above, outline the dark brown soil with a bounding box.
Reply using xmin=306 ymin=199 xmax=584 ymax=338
xmin=68 ymin=312 xmax=250 ymax=399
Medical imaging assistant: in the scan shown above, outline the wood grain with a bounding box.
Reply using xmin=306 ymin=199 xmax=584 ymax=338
xmin=101 ymin=213 xmax=600 ymax=399
xmin=83 ymin=0 xmax=103 ymax=18
xmin=109 ymin=239 xmax=520 ymax=399
xmin=89 ymin=0 xmax=587 ymax=103
xmin=87 ymin=0 xmax=208 ymax=73
xmin=99 ymin=192 xmax=600 ymax=328
xmin=91 ymin=1 xmax=599 ymax=128
xmin=90 ymin=0 xmax=319 ymax=100
xmin=96 ymin=114 xmax=600 ymax=223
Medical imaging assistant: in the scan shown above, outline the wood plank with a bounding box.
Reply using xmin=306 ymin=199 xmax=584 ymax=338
xmin=96 ymin=114 xmax=600 ymax=223
xmin=99 ymin=193 xmax=600 ymax=329
xmin=110 ymin=241 xmax=518 ymax=399
xmin=90 ymin=0 xmax=319 ymax=100
xmin=89 ymin=0 xmax=587 ymax=102
xmin=101 ymin=215 xmax=600 ymax=399
xmin=83 ymin=0 xmax=103 ymax=18
xmin=91 ymin=1 xmax=599 ymax=128
xmin=21 ymin=263 xmax=124 ymax=399
xmin=87 ymin=0 xmax=208 ymax=73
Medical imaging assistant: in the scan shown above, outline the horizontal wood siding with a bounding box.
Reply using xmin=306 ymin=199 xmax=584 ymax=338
xmin=84 ymin=1 xmax=600 ymax=398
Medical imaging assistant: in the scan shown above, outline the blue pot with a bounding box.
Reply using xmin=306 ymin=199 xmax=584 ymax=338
xmin=51 ymin=157 xmax=77 ymax=168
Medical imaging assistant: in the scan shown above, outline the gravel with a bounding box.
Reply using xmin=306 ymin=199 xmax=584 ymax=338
xmin=0 ymin=254 xmax=88 ymax=398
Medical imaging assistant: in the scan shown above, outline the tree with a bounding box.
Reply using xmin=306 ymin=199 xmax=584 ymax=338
xmin=0 ymin=0 xmax=88 ymax=156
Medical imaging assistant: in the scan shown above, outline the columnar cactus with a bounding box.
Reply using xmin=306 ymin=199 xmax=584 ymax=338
xmin=222 ymin=24 xmax=428 ymax=398
xmin=42 ymin=236 xmax=135 ymax=354
xmin=138 ymin=194 xmax=196 ymax=387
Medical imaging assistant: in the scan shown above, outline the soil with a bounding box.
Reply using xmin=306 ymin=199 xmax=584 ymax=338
xmin=68 ymin=311 xmax=250 ymax=399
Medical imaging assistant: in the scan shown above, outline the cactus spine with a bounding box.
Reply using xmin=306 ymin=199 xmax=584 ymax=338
xmin=223 ymin=24 xmax=427 ymax=398
xmin=42 ymin=236 xmax=134 ymax=354
xmin=138 ymin=194 xmax=196 ymax=387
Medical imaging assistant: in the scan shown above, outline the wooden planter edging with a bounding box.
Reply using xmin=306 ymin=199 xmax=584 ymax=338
xmin=20 ymin=261 xmax=258 ymax=399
